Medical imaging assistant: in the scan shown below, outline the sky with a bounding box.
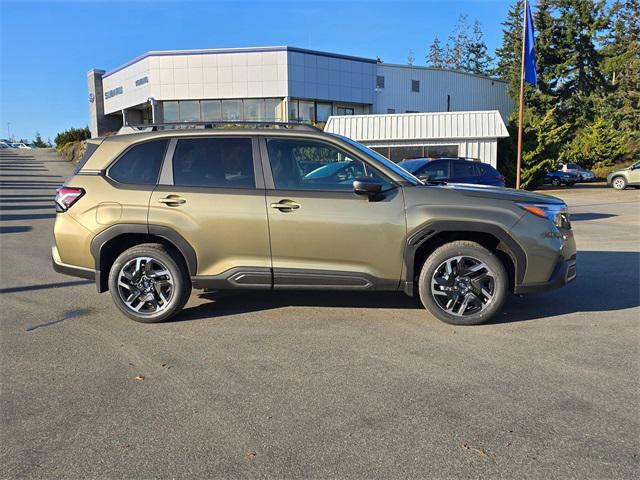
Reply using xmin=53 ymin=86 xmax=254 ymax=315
xmin=0 ymin=0 xmax=513 ymax=142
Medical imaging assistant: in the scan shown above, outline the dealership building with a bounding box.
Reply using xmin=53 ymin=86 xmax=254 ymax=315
xmin=88 ymin=46 xmax=512 ymax=164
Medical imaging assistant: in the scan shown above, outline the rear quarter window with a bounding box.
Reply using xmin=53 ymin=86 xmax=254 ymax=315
xmin=108 ymin=139 xmax=168 ymax=185
xmin=72 ymin=142 xmax=100 ymax=175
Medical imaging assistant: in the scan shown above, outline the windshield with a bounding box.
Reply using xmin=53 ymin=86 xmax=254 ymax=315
xmin=333 ymin=134 xmax=421 ymax=185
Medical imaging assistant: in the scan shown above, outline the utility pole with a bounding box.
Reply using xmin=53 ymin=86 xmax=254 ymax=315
xmin=7 ymin=122 xmax=11 ymax=141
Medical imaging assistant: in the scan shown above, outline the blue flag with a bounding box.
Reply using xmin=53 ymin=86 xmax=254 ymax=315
xmin=524 ymin=0 xmax=537 ymax=85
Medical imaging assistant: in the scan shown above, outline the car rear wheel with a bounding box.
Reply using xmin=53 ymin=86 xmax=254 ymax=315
xmin=418 ymin=241 xmax=508 ymax=326
xmin=612 ymin=176 xmax=627 ymax=190
xmin=108 ymin=243 xmax=191 ymax=323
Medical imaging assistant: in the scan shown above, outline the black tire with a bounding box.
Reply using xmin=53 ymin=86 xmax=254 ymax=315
xmin=418 ymin=241 xmax=508 ymax=326
xmin=578 ymin=175 xmax=584 ymax=182
xmin=551 ymin=177 xmax=561 ymax=187
xmin=611 ymin=176 xmax=627 ymax=190
xmin=108 ymin=243 xmax=191 ymax=323
xmin=567 ymin=182 xmax=575 ymax=187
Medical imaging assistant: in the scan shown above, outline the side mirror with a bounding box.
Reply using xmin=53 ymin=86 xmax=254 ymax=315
xmin=353 ymin=176 xmax=383 ymax=196
xmin=418 ymin=174 xmax=431 ymax=182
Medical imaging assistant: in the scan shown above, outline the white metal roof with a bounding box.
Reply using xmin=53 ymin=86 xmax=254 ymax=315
xmin=324 ymin=110 xmax=509 ymax=142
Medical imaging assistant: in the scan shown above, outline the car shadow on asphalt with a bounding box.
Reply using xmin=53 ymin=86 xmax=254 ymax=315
xmin=176 ymin=251 xmax=640 ymax=324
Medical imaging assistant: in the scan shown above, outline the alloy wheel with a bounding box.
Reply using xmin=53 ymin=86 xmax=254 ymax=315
xmin=117 ymin=257 xmax=174 ymax=315
xmin=613 ymin=177 xmax=626 ymax=190
xmin=430 ymin=256 xmax=496 ymax=317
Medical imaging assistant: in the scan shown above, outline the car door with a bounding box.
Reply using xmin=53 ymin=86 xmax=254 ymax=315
xmin=148 ymin=135 xmax=271 ymax=281
xmin=261 ymin=136 xmax=407 ymax=289
xmin=628 ymin=162 xmax=640 ymax=184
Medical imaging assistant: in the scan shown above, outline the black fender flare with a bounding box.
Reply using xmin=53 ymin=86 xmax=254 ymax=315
xmin=403 ymin=220 xmax=527 ymax=292
xmin=90 ymin=224 xmax=197 ymax=292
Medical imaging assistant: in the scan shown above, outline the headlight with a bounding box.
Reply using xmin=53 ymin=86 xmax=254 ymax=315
xmin=517 ymin=203 xmax=571 ymax=229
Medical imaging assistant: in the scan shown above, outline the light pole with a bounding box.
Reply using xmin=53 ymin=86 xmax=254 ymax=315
xmin=7 ymin=122 xmax=11 ymax=141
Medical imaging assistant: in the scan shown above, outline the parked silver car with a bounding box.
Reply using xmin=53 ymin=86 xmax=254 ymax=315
xmin=607 ymin=161 xmax=640 ymax=190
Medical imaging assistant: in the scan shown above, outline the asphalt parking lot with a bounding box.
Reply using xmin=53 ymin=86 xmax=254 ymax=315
xmin=1 ymin=148 xmax=639 ymax=479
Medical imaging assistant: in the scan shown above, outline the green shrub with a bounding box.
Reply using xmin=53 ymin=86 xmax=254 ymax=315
xmin=54 ymin=127 xmax=91 ymax=149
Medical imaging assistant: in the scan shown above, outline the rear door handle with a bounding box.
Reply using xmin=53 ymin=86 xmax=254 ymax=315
xmin=270 ymin=200 xmax=300 ymax=211
xmin=158 ymin=196 xmax=186 ymax=205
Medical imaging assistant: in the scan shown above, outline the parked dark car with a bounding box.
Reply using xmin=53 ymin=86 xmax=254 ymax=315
xmin=397 ymin=158 xmax=506 ymax=187
xmin=544 ymin=170 xmax=578 ymax=187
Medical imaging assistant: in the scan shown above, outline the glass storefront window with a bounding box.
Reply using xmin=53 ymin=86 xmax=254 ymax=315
xmin=163 ymin=101 xmax=179 ymax=122
xmin=298 ymin=100 xmax=315 ymax=123
xmin=316 ymin=103 xmax=332 ymax=123
xmin=337 ymin=107 xmax=354 ymax=116
xmin=265 ymin=99 xmax=281 ymax=121
xmin=179 ymin=101 xmax=201 ymax=122
xmin=201 ymin=100 xmax=222 ymax=121
xmin=222 ymin=100 xmax=242 ymax=121
xmin=425 ymin=145 xmax=459 ymax=158
xmin=243 ymin=99 xmax=264 ymax=121
xmin=288 ymin=101 xmax=299 ymax=122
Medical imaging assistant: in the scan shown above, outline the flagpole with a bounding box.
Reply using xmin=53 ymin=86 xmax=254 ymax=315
xmin=516 ymin=0 xmax=528 ymax=190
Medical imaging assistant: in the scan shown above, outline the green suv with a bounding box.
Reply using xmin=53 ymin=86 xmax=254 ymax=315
xmin=52 ymin=123 xmax=576 ymax=325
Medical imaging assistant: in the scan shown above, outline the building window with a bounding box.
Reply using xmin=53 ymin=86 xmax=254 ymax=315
xmin=264 ymin=99 xmax=280 ymax=121
xmin=201 ymin=100 xmax=222 ymax=121
xmin=387 ymin=108 xmax=396 ymax=114
xmin=316 ymin=103 xmax=332 ymax=123
xmin=376 ymin=75 xmax=385 ymax=89
xmin=406 ymin=110 xmax=419 ymax=113
xmin=337 ymin=107 xmax=354 ymax=116
xmin=298 ymin=100 xmax=315 ymax=123
xmin=243 ymin=99 xmax=264 ymax=121
xmin=221 ymin=100 xmax=243 ymax=121
xmin=411 ymin=80 xmax=420 ymax=92
xmin=180 ymin=101 xmax=201 ymax=122
xmin=163 ymin=101 xmax=179 ymax=122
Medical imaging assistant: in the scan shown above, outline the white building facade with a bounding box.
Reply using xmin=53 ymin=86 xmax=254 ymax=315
xmin=324 ymin=111 xmax=509 ymax=167
xmin=88 ymin=46 xmax=513 ymax=143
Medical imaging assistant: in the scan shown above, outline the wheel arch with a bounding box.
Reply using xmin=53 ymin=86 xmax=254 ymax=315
xmin=404 ymin=221 xmax=525 ymax=296
xmin=90 ymin=224 xmax=197 ymax=293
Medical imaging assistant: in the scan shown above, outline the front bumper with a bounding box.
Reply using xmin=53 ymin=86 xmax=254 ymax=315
xmin=51 ymin=246 xmax=95 ymax=281
xmin=514 ymin=254 xmax=577 ymax=294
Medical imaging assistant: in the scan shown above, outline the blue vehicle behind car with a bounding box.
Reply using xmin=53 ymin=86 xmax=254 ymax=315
xmin=397 ymin=157 xmax=506 ymax=187
xmin=544 ymin=170 xmax=578 ymax=187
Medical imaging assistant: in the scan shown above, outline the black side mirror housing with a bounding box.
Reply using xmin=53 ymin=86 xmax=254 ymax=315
xmin=353 ymin=176 xmax=383 ymax=196
xmin=418 ymin=174 xmax=431 ymax=182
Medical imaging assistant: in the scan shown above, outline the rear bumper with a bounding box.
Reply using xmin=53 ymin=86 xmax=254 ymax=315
xmin=514 ymin=255 xmax=577 ymax=294
xmin=51 ymin=246 xmax=95 ymax=281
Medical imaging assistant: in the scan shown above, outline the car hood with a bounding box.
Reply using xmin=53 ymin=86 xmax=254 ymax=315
xmin=436 ymin=183 xmax=564 ymax=204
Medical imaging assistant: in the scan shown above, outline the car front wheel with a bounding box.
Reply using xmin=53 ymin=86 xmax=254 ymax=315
xmin=612 ymin=176 xmax=627 ymax=190
xmin=551 ymin=177 xmax=561 ymax=187
xmin=418 ymin=241 xmax=508 ymax=326
xmin=108 ymin=243 xmax=191 ymax=323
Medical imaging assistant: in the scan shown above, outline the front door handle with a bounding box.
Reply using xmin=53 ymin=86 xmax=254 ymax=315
xmin=270 ymin=200 xmax=300 ymax=211
xmin=158 ymin=196 xmax=186 ymax=205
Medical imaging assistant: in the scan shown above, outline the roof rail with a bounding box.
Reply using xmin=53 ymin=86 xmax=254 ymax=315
xmin=125 ymin=121 xmax=322 ymax=132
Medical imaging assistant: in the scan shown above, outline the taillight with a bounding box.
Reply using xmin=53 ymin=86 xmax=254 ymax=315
xmin=496 ymin=175 xmax=506 ymax=182
xmin=55 ymin=187 xmax=84 ymax=212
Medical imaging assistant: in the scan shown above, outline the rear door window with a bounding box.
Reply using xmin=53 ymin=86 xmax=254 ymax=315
xmin=109 ymin=139 xmax=168 ymax=185
xmin=419 ymin=160 xmax=449 ymax=180
xmin=172 ymin=137 xmax=255 ymax=188
xmin=452 ymin=161 xmax=477 ymax=178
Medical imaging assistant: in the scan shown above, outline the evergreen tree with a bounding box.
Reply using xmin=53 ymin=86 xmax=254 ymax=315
xmin=427 ymin=37 xmax=446 ymax=68
xmin=494 ymin=0 xmax=524 ymax=96
xmin=407 ymin=49 xmax=416 ymax=66
xmin=600 ymin=0 xmax=640 ymax=140
xmin=463 ymin=20 xmax=493 ymax=74
xmin=32 ymin=132 xmax=48 ymax=148
xmin=551 ymin=0 xmax=609 ymax=129
xmin=446 ymin=14 xmax=470 ymax=70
